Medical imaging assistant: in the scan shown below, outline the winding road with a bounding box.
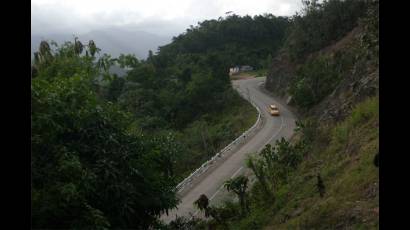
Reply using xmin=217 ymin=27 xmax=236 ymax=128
xmin=161 ymin=77 xmax=296 ymax=223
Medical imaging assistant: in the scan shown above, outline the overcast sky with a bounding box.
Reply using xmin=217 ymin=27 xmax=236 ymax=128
xmin=32 ymin=0 xmax=303 ymax=37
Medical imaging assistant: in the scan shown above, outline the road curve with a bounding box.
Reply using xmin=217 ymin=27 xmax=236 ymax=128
xmin=161 ymin=77 xmax=296 ymax=223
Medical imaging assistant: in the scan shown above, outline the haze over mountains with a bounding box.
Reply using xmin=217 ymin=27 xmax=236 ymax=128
xmin=31 ymin=26 xmax=173 ymax=60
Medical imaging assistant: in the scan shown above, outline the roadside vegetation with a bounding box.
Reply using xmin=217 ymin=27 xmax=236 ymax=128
xmin=172 ymin=96 xmax=378 ymax=230
xmin=169 ymin=0 xmax=379 ymax=229
xmin=31 ymin=12 xmax=292 ymax=229
xmin=31 ymin=41 xmax=179 ymax=229
xmin=31 ymin=0 xmax=378 ymax=228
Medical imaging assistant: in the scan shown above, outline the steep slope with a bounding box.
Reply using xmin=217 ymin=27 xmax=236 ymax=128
xmin=265 ymin=25 xmax=365 ymax=103
xmin=264 ymin=96 xmax=379 ymax=229
xmin=308 ymin=26 xmax=379 ymax=123
xmin=264 ymin=50 xmax=296 ymax=98
xmin=179 ymin=1 xmax=379 ymax=229
xmin=265 ymin=23 xmax=378 ymax=120
xmin=251 ymin=2 xmax=379 ymax=228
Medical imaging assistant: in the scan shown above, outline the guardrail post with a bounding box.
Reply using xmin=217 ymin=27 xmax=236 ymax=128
xmin=176 ymin=85 xmax=262 ymax=192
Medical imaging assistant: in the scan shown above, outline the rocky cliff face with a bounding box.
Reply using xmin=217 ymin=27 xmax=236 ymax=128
xmin=309 ymin=26 xmax=379 ymax=123
xmin=264 ymin=51 xmax=296 ymax=99
xmin=265 ymin=25 xmax=379 ymax=123
xmin=312 ymin=65 xmax=378 ymax=123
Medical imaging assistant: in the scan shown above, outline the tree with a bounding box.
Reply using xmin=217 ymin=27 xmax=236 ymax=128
xmin=193 ymin=194 xmax=226 ymax=227
xmin=32 ymin=41 xmax=179 ymax=229
xmin=97 ymin=53 xmax=115 ymax=76
xmin=224 ymin=175 xmax=249 ymax=215
xmin=147 ymin=50 xmax=154 ymax=63
xmin=194 ymin=194 xmax=210 ymax=218
xmin=286 ymin=0 xmax=369 ymax=61
xmin=289 ymin=55 xmax=341 ymax=109
xmin=246 ymin=156 xmax=272 ymax=197
xmin=32 ymin=39 xmax=100 ymax=81
xmin=88 ymin=40 xmax=100 ymax=57
xmin=33 ymin=41 xmax=54 ymax=73
xmin=149 ymin=133 xmax=181 ymax=178
xmin=74 ymin=37 xmax=84 ymax=55
xmin=116 ymin=54 xmax=139 ymax=69
xmin=105 ymin=74 xmax=125 ymax=102
xmin=248 ymin=139 xmax=306 ymax=196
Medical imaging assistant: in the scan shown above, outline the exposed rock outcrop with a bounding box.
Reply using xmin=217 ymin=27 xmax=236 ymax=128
xmin=265 ymin=51 xmax=296 ymax=98
xmin=265 ymin=25 xmax=378 ymax=123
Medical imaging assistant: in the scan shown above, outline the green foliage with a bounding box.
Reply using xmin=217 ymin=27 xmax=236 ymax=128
xmin=246 ymin=156 xmax=270 ymax=197
xmin=194 ymin=194 xmax=213 ymax=220
xmin=116 ymin=53 xmax=139 ymax=68
xmin=115 ymin=48 xmax=257 ymax=179
xmin=105 ymin=74 xmax=125 ymax=102
xmin=331 ymin=96 xmax=378 ymax=148
xmin=286 ymin=0 xmax=370 ymax=62
xmin=99 ymin=17 xmax=279 ymax=171
xmin=198 ymin=1 xmax=378 ymax=228
xmin=213 ymin=200 xmax=241 ymax=221
xmin=158 ymin=14 xmax=290 ymax=69
xmin=277 ymin=97 xmax=379 ymax=228
xmin=213 ymin=97 xmax=379 ymax=229
xmin=32 ymin=25 xmax=261 ymax=227
xmin=33 ymin=40 xmax=99 ymax=81
xmin=32 ymin=2 xmax=379 ymax=228
xmin=289 ymin=55 xmax=342 ymax=109
xmin=166 ymin=216 xmax=207 ymax=230
xmin=358 ymin=0 xmax=379 ymax=63
xmin=211 ymin=138 xmax=309 ymax=228
xmin=261 ymin=54 xmax=273 ymax=70
xmin=287 ymin=1 xmax=377 ymax=111
xmin=172 ymin=97 xmax=256 ymax=180
xmin=249 ymin=138 xmax=306 ymax=191
xmin=224 ymin=175 xmax=249 ymax=215
xmin=87 ymin=40 xmax=100 ymax=57
xmin=295 ymin=118 xmax=318 ymax=143
xmin=31 ymin=42 xmax=180 ymax=229
xmin=349 ymin=96 xmax=378 ymax=127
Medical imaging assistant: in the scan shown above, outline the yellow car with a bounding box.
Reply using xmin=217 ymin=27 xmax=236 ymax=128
xmin=269 ymin=104 xmax=280 ymax=116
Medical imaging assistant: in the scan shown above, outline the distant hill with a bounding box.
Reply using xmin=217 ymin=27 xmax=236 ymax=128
xmin=31 ymin=27 xmax=172 ymax=60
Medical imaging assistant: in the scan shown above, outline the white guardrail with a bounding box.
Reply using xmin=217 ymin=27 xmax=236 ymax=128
xmin=176 ymin=87 xmax=263 ymax=194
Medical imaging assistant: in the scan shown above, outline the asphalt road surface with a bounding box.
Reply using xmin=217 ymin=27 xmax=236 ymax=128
xmin=161 ymin=77 xmax=296 ymax=223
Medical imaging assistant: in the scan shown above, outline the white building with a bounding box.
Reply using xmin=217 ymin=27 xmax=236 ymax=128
xmin=229 ymin=65 xmax=253 ymax=75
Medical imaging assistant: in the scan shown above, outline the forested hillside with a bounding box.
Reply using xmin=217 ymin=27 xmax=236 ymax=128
xmin=31 ymin=13 xmax=292 ymax=229
xmin=169 ymin=0 xmax=379 ymax=229
xmin=31 ymin=0 xmax=379 ymax=228
xmin=157 ymin=14 xmax=289 ymax=69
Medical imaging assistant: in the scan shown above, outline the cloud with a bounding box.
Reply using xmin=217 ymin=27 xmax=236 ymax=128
xmin=31 ymin=0 xmax=302 ymax=36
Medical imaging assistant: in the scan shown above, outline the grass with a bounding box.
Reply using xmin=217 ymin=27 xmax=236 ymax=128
xmin=268 ymin=96 xmax=379 ymax=229
xmin=204 ymin=96 xmax=378 ymax=229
